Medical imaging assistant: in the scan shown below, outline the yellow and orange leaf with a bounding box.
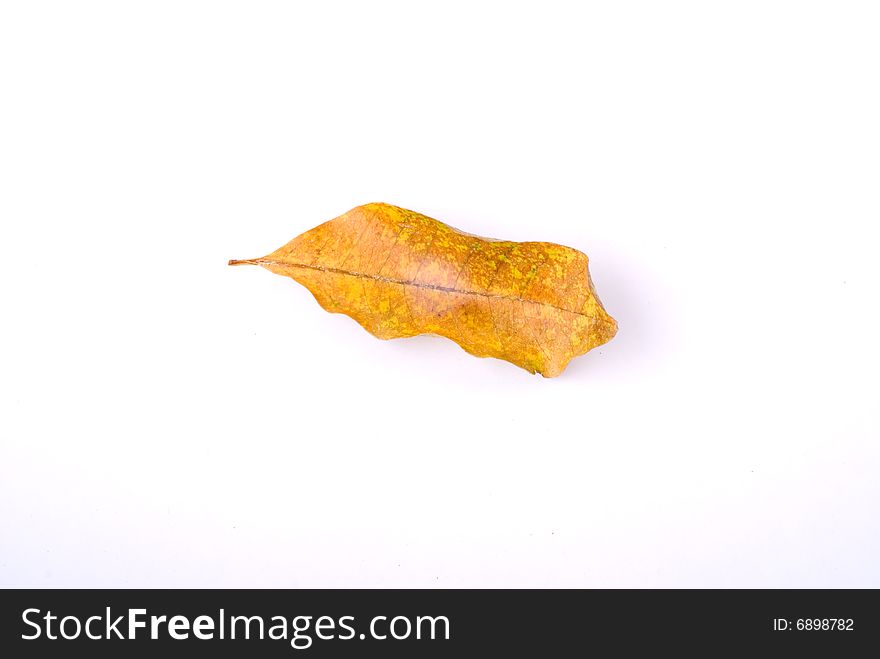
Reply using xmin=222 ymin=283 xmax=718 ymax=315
xmin=230 ymin=203 xmax=617 ymax=377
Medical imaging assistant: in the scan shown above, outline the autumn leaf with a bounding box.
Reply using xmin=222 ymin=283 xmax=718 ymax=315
xmin=230 ymin=203 xmax=617 ymax=377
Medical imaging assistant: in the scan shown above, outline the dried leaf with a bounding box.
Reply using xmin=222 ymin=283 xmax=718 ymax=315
xmin=230 ymin=203 xmax=617 ymax=377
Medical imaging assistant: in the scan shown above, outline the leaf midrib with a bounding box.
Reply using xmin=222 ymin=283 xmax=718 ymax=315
xmin=256 ymin=258 xmax=590 ymax=318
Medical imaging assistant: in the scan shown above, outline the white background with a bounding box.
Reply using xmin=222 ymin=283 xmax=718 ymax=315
xmin=1 ymin=1 xmax=878 ymax=587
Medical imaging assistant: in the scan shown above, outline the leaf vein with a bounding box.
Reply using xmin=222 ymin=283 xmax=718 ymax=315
xmin=260 ymin=259 xmax=591 ymax=318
